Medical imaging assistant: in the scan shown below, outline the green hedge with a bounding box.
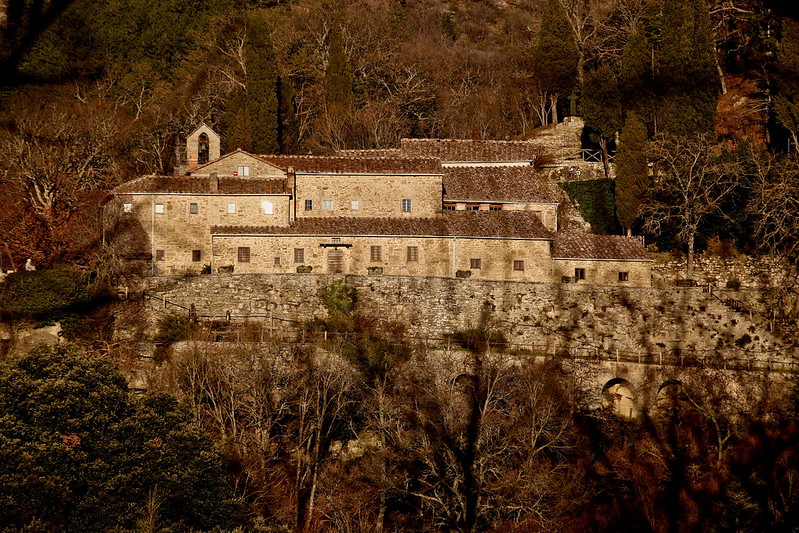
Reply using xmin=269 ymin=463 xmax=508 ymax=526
xmin=0 ymin=265 xmax=98 ymax=320
xmin=560 ymin=179 xmax=620 ymax=234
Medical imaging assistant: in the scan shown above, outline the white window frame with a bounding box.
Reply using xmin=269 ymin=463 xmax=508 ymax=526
xmin=351 ymin=200 xmax=359 ymax=210
xmin=227 ymin=202 xmax=237 ymax=214
xmin=123 ymin=203 xmax=133 ymax=213
xmin=154 ymin=203 xmax=164 ymax=214
xmin=262 ymin=201 xmax=274 ymax=215
xmin=322 ymin=200 xmax=333 ymax=211
xmin=237 ymin=165 xmax=250 ymax=177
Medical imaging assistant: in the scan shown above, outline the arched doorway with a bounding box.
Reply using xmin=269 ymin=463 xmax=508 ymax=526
xmin=602 ymin=378 xmax=637 ymax=419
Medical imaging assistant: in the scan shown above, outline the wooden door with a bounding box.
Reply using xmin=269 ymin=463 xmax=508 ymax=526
xmin=327 ymin=250 xmax=344 ymax=273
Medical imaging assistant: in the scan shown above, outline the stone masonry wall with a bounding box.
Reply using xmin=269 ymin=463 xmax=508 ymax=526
xmin=146 ymin=273 xmax=794 ymax=360
xmin=652 ymin=253 xmax=796 ymax=290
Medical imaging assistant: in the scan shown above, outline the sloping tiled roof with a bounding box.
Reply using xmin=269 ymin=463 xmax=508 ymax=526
xmin=552 ymin=233 xmax=652 ymax=261
xmin=113 ymin=176 xmax=287 ymax=194
xmin=259 ymin=155 xmax=442 ymax=175
xmin=336 ymin=148 xmax=403 ymax=157
xmin=189 ymin=148 xmax=282 ymax=174
xmin=213 ymin=211 xmax=553 ymax=239
xmin=443 ymin=166 xmax=557 ymax=203
xmin=400 ymin=138 xmax=539 ymax=162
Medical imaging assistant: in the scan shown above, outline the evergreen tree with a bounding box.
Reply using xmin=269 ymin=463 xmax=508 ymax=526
xmin=278 ymin=75 xmax=300 ymax=154
xmin=533 ymin=0 xmax=579 ymax=125
xmin=245 ymin=10 xmax=279 ymax=155
xmin=615 ymin=112 xmax=649 ymax=235
xmin=774 ymin=17 xmax=799 ymax=152
xmin=658 ymin=0 xmax=718 ymax=136
xmin=325 ymin=21 xmax=355 ymax=116
xmin=620 ymin=24 xmax=655 ymax=129
xmin=582 ymin=64 xmax=622 ymax=177
xmin=222 ymin=85 xmax=252 ymax=152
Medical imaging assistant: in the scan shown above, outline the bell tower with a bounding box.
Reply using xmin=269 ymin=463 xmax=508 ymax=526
xmin=186 ymin=124 xmax=221 ymax=171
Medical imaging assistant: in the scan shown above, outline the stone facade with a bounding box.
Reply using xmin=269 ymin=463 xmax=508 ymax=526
xmin=553 ymin=258 xmax=652 ymax=287
xmin=186 ymin=124 xmax=220 ymax=170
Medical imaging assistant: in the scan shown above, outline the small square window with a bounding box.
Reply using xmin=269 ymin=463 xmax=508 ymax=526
xmin=155 ymin=249 xmax=165 ymax=261
xmin=489 ymin=205 xmax=502 ymax=211
xmin=322 ymin=200 xmax=333 ymax=211
xmin=227 ymin=203 xmax=236 ymax=214
xmin=513 ymin=260 xmax=525 ymax=271
xmin=470 ymin=258 xmax=481 ymax=270
xmin=351 ymin=200 xmax=359 ymax=210
xmin=443 ymin=204 xmax=456 ymax=211
xmin=305 ymin=199 xmax=313 ymax=211
xmin=618 ymin=271 xmax=629 ymax=282
xmin=466 ymin=205 xmax=480 ymax=211
xmin=237 ymin=166 xmax=250 ymax=177
xmin=155 ymin=203 xmax=164 ymax=214
xmin=189 ymin=203 xmax=198 ymax=214
xmin=407 ymin=246 xmax=418 ymax=262
xmin=192 ymin=250 xmax=201 ymax=262
xmin=332 ymin=237 xmax=341 ymax=244
xmin=274 ymin=256 xmax=281 ymax=266
xmin=370 ymin=246 xmax=382 ymax=262
xmin=237 ymin=247 xmax=250 ymax=263
xmin=123 ymin=203 xmax=133 ymax=213
xmin=575 ymin=268 xmax=586 ymax=280
xmin=294 ymin=248 xmax=305 ymax=263
xmin=262 ymin=201 xmax=273 ymax=214
xmin=402 ymin=199 xmax=412 ymax=212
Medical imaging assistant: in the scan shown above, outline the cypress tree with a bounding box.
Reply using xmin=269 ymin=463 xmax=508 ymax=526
xmin=244 ymin=10 xmax=279 ymax=154
xmin=774 ymin=17 xmax=799 ymax=151
xmin=278 ymin=75 xmax=300 ymax=154
xmin=582 ymin=65 xmax=623 ymax=177
xmin=615 ymin=112 xmax=649 ymax=235
xmin=533 ymin=0 xmax=579 ymax=125
xmin=620 ymin=24 xmax=654 ymax=129
xmin=658 ymin=0 xmax=718 ymax=136
xmin=325 ymin=22 xmax=355 ymax=116
xmin=222 ymin=85 xmax=252 ymax=152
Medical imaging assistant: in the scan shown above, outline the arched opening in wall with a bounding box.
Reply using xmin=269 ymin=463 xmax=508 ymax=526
xmin=198 ymin=133 xmax=210 ymax=164
xmin=602 ymin=378 xmax=637 ymax=419
xmin=654 ymin=379 xmax=685 ymax=414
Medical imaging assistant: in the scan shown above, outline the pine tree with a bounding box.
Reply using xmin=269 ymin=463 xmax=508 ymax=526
xmin=245 ymin=10 xmax=279 ymax=155
xmin=615 ymin=112 xmax=649 ymax=235
xmin=325 ymin=21 xmax=355 ymax=116
xmin=658 ymin=0 xmax=718 ymax=136
xmin=582 ymin=65 xmax=622 ymax=177
xmin=533 ymin=0 xmax=579 ymax=125
xmin=774 ymin=17 xmax=799 ymax=151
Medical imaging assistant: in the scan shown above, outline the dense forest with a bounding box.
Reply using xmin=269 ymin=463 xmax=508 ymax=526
xmin=2 ymin=0 xmax=799 ymax=531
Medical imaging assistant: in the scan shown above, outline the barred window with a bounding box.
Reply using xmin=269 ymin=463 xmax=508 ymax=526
xmin=189 ymin=202 xmax=198 ymax=214
xmin=370 ymin=246 xmax=382 ymax=262
xmin=618 ymin=271 xmax=629 ymax=282
xmin=442 ymin=204 xmax=456 ymax=211
xmin=305 ymin=199 xmax=313 ymax=211
xmin=402 ymin=199 xmax=412 ymax=212
xmin=237 ymin=247 xmax=250 ymax=263
xmin=407 ymin=246 xmax=418 ymax=262
xmin=489 ymin=204 xmax=502 ymax=211
xmin=575 ymin=268 xmax=586 ymax=280
xmin=192 ymin=250 xmax=201 ymax=262
xmin=466 ymin=204 xmax=480 ymax=211
xmin=294 ymin=248 xmax=305 ymax=263
xmin=513 ymin=260 xmax=524 ymax=271
xmin=155 ymin=249 xmax=165 ymax=261
xmin=274 ymin=256 xmax=281 ymax=266
xmin=470 ymin=258 xmax=481 ymax=269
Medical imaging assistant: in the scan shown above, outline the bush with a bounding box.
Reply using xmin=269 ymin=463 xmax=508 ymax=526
xmin=153 ymin=314 xmax=196 ymax=362
xmin=445 ymin=328 xmax=508 ymax=353
xmin=726 ymin=279 xmax=742 ymax=291
xmin=560 ymin=179 xmax=619 ymax=234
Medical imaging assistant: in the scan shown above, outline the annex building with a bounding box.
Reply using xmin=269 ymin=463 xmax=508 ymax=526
xmin=104 ymin=125 xmax=652 ymax=286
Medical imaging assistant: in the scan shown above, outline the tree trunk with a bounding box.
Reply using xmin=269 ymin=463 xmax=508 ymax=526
xmin=599 ymin=137 xmax=611 ymax=177
xmin=687 ymin=233 xmax=695 ymax=281
xmin=549 ymin=95 xmax=559 ymax=125
xmin=626 ymin=227 xmax=632 ymax=237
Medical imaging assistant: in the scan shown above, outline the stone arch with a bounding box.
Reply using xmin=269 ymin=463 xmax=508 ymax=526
xmin=654 ymin=379 xmax=685 ymax=412
xmin=186 ymin=124 xmax=221 ymax=170
xmin=602 ymin=378 xmax=637 ymax=419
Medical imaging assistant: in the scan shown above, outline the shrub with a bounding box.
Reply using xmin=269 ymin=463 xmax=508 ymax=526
xmin=152 ymin=314 xmax=196 ymax=362
xmin=560 ymin=179 xmax=619 ymax=234
xmin=726 ymin=279 xmax=741 ymax=291
xmin=445 ymin=328 xmax=508 ymax=353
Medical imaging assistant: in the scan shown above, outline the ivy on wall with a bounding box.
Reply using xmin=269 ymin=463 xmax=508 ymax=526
xmin=560 ymin=179 xmax=620 ymax=234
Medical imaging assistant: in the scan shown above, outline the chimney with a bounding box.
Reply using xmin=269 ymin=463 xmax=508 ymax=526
xmin=210 ymin=172 xmax=219 ymax=193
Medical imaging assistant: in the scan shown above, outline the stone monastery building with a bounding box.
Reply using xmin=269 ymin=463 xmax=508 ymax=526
xmin=105 ymin=124 xmax=652 ymax=286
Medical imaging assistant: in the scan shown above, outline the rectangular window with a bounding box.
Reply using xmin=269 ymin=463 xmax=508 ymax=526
xmin=575 ymin=268 xmax=586 ymax=280
xmin=305 ymin=199 xmax=313 ymax=211
xmin=237 ymin=166 xmax=250 ymax=177
xmin=407 ymin=246 xmax=418 ymax=262
xmin=443 ymin=204 xmax=456 ymax=211
xmin=489 ymin=204 xmax=502 ymax=211
xmin=351 ymin=200 xmax=359 ymax=210
xmin=370 ymin=246 xmax=382 ymax=262
xmin=618 ymin=271 xmax=629 ymax=282
xmin=274 ymin=257 xmax=281 ymax=266
xmin=262 ymin=201 xmax=274 ymax=214
xmin=402 ymin=199 xmax=412 ymax=212
xmin=322 ymin=200 xmax=333 ymax=211
xmin=192 ymin=250 xmax=201 ymax=262
xmin=294 ymin=248 xmax=305 ymax=263
xmin=470 ymin=258 xmax=482 ymax=270
xmin=155 ymin=249 xmax=165 ymax=261
xmin=332 ymin=237 xmax=341 ymax=244
xmin=513 ymin=260 xmax=525 ymax=271
xmin=227 ymin=203 xmax=236 ymax=214
xmin=237 ymin=247 xmax=250 ymax=263
xmin=155 ymin=203 xmax=164 ymax=214
xmin=189 ymin=202 xmax=198 ymax=214
xmin=466 ymin=204 xmax=480 ymax=211
xmin=123 ymin=203 xmax=133 ymax=213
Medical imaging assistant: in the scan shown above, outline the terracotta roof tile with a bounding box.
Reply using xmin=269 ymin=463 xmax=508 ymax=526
xmin=400 ymin=138 xmax=540 ymax=162
xmin=336 ymin=148 xmax=403 ymax=157
xmin=113 ymin=176 xmax=287 ymax=194
xmin=444 ymin=166 xmax=557 ymax=203
xmin=259 ymin=155 xmax=442 ymax=174
xmin=552 ymin=233 xmax=652 ymax=261
xmin=213 ymin=211 xmax=553 ymax=239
